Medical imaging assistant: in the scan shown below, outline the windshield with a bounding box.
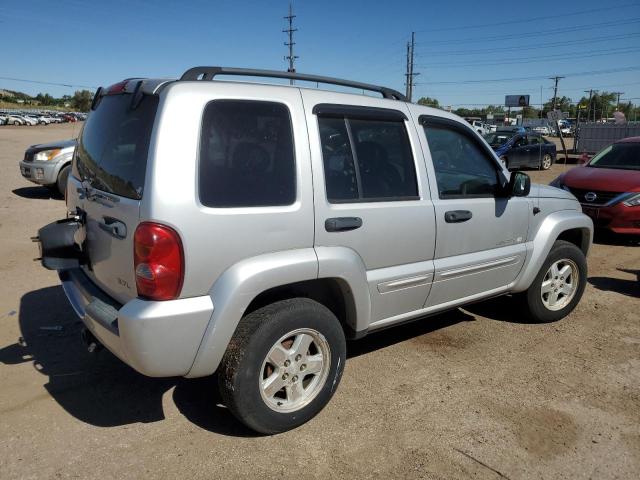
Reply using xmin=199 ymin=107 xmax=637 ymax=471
xmin=74 ymin=93 xmax=158 ymax=199
xmin=588 ymin=142 xmax=640 ymax=171
xmin=483 ymin=132 xmax=514 ymax=147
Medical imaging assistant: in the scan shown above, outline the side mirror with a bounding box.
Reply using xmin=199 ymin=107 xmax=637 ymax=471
xmin=508 ymin=171 xmax=531 ymax=197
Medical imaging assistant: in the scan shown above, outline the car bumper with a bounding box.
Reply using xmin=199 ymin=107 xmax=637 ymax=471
xmin=580 ymin=202 xmax=640 ymax=235
xmin=59 ymin=268 xmax=214 ymax=377
xmin=19 ymin=160 xmax=59 ymax=185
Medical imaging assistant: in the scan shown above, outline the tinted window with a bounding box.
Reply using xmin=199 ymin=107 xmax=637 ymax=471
xmin=528 ymin=135 xmax=541 ymax=145
xmin=75 ymin=94 xmax=158 ymax=199
xmin=588 ymin=142 xmax=640 ymax=170
xmin=318 ymin=116 xmax=418 ymax=202
xmin=423 ymin=125 xmax=499 ymax=198
xmin=318 ymin=117 xmax=358 ymax=201
xmin=199 ymin=100 xmax=296 ymax=207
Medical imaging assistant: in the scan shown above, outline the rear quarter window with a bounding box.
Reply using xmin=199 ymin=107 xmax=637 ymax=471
xmin=198 ymin=100 xmax=296 ymax=208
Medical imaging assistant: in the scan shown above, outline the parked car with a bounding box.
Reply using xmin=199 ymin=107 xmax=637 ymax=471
xmin=484 ymin=131 xmax=556 ymax=170
xmin=6 ymin=115 xmax=25 ymax=125
xmin=0 ymin=115 xmax=7 ymax=125
xmin=26 ymin=114 xmax=49 ymax=125
xmin=19 ymin=115 xmax=38 ymax=126
xmin=533 ymin=125 xmax=553 ymax=136
xmin=469 ymin=120 xmax=486 ymax=135
xmin=19 ymin=139 xmax=76 ymax=195
xmin=36 ymin=67 xmax=592 ymax=434
xmin=550 ymin=137 xmax=640 ymax=235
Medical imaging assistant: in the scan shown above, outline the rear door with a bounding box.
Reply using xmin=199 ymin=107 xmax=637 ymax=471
xmin=70 ymin=88 xmax=159 ymax=304
xmin=413 ymin=111 xmax=530 ymax=307
xmin=302 ymin=91 xmax=436 ymax=325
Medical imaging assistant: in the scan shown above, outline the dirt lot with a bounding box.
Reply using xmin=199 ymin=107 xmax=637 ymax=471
xmin=1 ymin=123 xmax=638 ymax=479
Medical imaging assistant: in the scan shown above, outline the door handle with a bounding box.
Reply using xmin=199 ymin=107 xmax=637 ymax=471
xmin=99 ymin=216 xmax=127 ymax=239
xmin=444 ymin=210 xmax=473 ymax=223
xmin=325 ymin=217 xmax=363 ymax=232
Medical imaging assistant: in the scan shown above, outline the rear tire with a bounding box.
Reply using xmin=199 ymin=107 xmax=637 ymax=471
xmin=541 ymin=153 xmax=552 ymax=170
xmin=56 ymin=165 xmax=71 ymax=198
xmin=218 ymin=298 xmax=346 ymax=434
xmin=520 ymin=240 xmax=587 ymax=322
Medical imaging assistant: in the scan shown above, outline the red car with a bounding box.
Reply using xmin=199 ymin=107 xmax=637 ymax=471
xmin=550 ymin=137 xmax=640 ymax=235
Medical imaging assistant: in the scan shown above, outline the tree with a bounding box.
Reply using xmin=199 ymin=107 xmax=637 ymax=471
xmin=417 ymin=97 xmax=440 ymax=108
xmin=542 ymin=96 xmax=574 ymax=117
xmin=72 ymin=90 xmax=93 ymax=111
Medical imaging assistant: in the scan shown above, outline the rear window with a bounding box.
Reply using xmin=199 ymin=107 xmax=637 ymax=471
xmin=199 ymin=100 xmax=296 ymax=208
xmin=74 ymin=94 xmax=158 ymax=199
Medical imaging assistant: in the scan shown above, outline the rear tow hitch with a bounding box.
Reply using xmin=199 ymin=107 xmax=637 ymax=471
xmin=81 ymin=328 xmax=103 ymax=354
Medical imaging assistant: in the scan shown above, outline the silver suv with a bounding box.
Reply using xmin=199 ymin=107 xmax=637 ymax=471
xmin=37 ymin=67 xmax=593 ymax=434
xmin=19 ymin=139 xmax=75 ymax=196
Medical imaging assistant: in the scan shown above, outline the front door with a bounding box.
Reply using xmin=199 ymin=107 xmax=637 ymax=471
xmin=509 ymin=135 xmax=531 ymax=168
xmin=302 ymin=90 xmax=436 ymax=326
xmin=413 ymin=111 xmax=530 ymax=308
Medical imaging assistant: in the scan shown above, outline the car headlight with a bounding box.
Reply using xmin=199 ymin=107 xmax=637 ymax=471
xmin=623 ymin=193 xmax=640 ymax=207
xmin=33 ymin=149 xmax=61 ymax=161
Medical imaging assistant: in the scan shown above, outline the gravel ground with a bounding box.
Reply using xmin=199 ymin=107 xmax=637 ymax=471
xmin=0 ymin=123 xmax=638 ymax=479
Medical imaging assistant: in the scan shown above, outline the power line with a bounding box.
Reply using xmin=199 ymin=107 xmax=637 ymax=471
xmin=283 ymin=1 xmax=298 ymax=86
xmin=413 ymin=17 xmax=640 ymax=47
xmin=414 ymin=1 xmax=640 ymax=32
xmin=413 ymin=32 xmax=640 ymax=57
xmin=0 ymin=76 xmax=96 ymax=90
xmin=418 ymin=66 xmax=640 ymax=86
xmin=415 ymin=46 xmax=640 ymax=68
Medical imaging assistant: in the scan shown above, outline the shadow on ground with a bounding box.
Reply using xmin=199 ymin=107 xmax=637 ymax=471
xmin=593 ymin=230 xmax=640 ymax=246
xmin=0 ymin=285 xmax=544 ymax=436
xmin=589 ymin=268 xmax=640 ymax=298
xmin=12 ymin=187 xmax=61 ymax=200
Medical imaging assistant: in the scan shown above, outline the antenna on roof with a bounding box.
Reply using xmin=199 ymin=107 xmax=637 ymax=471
xmin=283 ymin=2 xmax=299 ymax=86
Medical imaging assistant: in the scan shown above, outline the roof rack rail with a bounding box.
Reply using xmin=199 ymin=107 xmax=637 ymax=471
xmin=180 ymin=66 xmax=407 ymax=101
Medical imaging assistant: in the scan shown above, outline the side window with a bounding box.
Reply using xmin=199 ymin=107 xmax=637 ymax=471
xmin=318 ymin=116 xmax=418 ymax=202
xmin=423 ymin=124 xmax=499 ymax=199
xmin=199 ymin=100 xmax=295 ymax=207
xmin=529 ymin=136 xmax=541 ymax=145
xmin=513 ymin=135 xmax=527 ymax=147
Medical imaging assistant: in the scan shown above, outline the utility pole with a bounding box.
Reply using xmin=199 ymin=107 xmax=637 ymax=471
xmin=404 ymin=32 xmax=419 ymax=102
xmin=549 ymin=76 xmax=564 ymax=112
xmin=614 ymin=92 xmax=624 ymax=110
xmin=584 ymin=89 xmax=593 ymax=123
xmin=283 ymin=2 xmax=298 ymax=85
xmin=405 ymin=41 xmax=411 ymax=99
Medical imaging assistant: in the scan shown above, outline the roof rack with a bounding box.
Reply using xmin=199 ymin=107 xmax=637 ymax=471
xmin=180 ymin=66 xmax=407 ymax=101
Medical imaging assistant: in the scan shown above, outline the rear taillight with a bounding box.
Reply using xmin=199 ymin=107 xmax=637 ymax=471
xmin=133 ymin=222 xmax=184 ymax=301
xmin=107 ymin=81 xmax=128 ymax=95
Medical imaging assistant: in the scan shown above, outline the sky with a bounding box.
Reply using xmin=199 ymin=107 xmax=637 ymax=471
xmin=1 ymin=0 xmax=640 ymax=108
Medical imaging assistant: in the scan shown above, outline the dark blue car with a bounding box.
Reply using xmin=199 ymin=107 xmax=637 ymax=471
xmin=483 ymin=130 xmax=556 ymax=170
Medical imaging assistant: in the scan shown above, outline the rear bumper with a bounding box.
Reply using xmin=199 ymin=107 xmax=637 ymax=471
xmin=59 ymin=268 xmax=214 ymax=377
xmin=581 ymin=203 xmax=640 ymax=235
xmin=19 ymin=160 xmax=59 ymax=185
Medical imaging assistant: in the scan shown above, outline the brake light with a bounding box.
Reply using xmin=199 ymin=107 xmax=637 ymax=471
xmin=133 ymin=222 xmax=184 ymax=301
xmin=107 ymin=80 xmax=128 ymax=95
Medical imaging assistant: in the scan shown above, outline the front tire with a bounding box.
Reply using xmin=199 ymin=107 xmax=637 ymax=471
xmin=56 ymin=164 xmax=71 ymax=198
xmin=521 ymin=240 xmax=587 ymax=322
xmin=218 ymin=298 xmax=346 ymax=434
